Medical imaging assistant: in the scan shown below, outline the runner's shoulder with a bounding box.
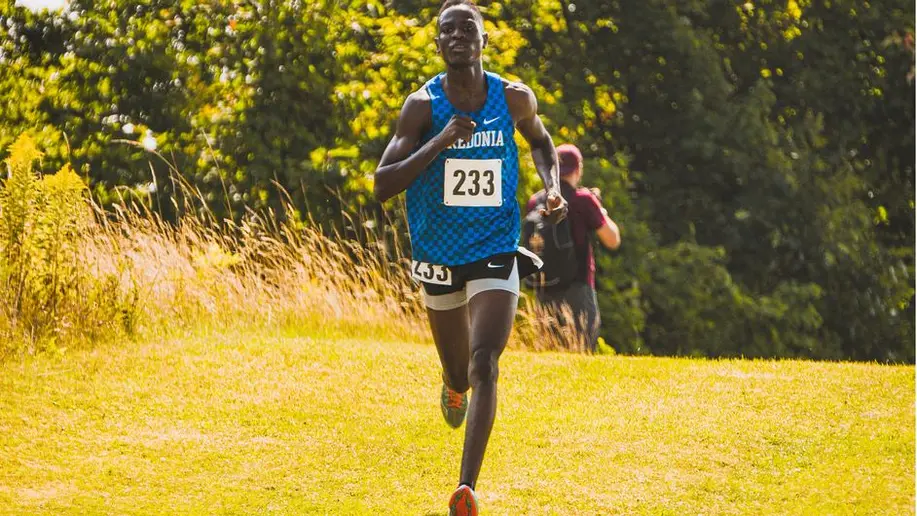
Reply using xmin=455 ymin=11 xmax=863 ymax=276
xmin=500 ymin=77 xmax=534 ymax=96
xmin=403 ymin=87 xmax=433 ymax=112
xmin=399 ymin=87 xmax=433 ymax=130
xmin=499 ymin=78 xmax=537 ymax=121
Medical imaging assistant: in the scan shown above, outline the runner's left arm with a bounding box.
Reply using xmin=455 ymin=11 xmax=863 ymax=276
xmin=506 ymin=83 xmax=567 ymax=223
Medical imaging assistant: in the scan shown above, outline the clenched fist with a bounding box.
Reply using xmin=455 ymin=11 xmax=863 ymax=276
xmin=438 ymin=114 xmax=476 ymax=148
xmin=540 ymin=189 xmax=568 ymax=224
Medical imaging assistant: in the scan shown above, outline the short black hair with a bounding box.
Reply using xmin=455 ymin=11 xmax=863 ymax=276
xmin=438 ymin=0 xmax=484 ymax=26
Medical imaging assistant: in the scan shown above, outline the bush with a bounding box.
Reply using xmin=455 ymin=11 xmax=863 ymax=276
xmin=0 ymin=134 xmax=124 ymax=355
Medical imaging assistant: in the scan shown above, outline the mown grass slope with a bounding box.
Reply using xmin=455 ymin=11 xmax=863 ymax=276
xmin=1 ymin=329 xmax=912 ymax=515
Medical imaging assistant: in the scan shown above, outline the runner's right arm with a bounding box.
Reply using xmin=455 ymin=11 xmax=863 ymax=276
xmin=373 ymin=91 xmax=476 ymax=202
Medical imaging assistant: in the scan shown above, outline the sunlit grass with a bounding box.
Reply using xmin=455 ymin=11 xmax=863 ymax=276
xmin=2 ymin=138 xmax=911 ymax=515
xmin=0 ymin=329 xmax=912 ymax=514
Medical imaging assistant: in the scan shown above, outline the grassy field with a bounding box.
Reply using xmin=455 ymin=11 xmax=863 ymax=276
xmin=0 ymin=328 xmax=913 ymax=515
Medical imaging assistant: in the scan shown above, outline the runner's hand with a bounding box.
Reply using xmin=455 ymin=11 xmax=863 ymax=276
xmin=438 ymin=115 xmax=476 ymax=148
xmin=540 ymin=189 xmax=567 ymax=224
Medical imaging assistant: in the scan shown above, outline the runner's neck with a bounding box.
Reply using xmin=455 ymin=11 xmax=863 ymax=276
xmin=442 ymin=65 xmax=487 ymax=108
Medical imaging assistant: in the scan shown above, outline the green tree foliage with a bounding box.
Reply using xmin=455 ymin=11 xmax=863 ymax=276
xmin=0 ymin=0 xmax=912 ymax=361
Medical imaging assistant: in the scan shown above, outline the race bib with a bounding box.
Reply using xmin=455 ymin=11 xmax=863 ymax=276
xmin=443 ymin=158 xmax=502 ymax=207
xmin=411 ymin=260 xmax=453 ymax=285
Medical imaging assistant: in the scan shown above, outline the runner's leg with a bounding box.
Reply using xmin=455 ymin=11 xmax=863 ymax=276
xmin=428 ymin=305 xmax=472 ymax=393
xmin=459 ymin=288 xmax=517 ymax=487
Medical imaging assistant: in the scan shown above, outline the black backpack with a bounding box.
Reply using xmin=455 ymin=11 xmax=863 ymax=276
xmin=521 ymin=201 xmax=577 ymax=288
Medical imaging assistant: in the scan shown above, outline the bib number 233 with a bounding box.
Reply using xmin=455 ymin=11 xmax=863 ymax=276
xmin=443 ymin=158 xmax=502 ymax=207
xmin=411 ymin=260 xmax=452 ymax=285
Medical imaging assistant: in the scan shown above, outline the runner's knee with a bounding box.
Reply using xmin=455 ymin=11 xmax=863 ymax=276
xmin=468 ymin=349 xmax=499 ymax=386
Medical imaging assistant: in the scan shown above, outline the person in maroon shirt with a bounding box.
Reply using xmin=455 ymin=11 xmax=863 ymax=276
xmin=526 ymin=144 xmax=621 ymax=351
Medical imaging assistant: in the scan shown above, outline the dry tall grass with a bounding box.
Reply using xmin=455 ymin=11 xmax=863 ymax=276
xmin=0 ymin=135 xmax=587 ymax=357
xmin=89 ymin=201 xmax=427 ymax=337
xmin=2 ymin=196 xmax=432 ymax=356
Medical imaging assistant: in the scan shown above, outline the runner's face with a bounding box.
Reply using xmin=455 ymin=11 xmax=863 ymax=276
xmin=436 ymin=6 xmax=487 ymax=67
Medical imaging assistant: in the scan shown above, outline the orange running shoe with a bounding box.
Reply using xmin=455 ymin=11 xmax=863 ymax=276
xmin=448 ymin=485 xmax=479 ymax=516
xmin=440 ymin=382 xmax=468 ymax=429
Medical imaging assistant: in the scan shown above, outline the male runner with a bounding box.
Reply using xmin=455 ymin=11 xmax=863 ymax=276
xmin=373 ymin=1 xmax=566 ymax=513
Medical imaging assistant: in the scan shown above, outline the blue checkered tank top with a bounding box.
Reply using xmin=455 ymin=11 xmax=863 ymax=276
xmin=406 ymin=71 xmax=520 ymax=266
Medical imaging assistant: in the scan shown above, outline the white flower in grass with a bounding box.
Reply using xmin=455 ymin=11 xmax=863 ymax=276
xmin=122 ymin=123 xmax=135 ymax=135
xmin=142 ymin=130 xmax=157 ymax=151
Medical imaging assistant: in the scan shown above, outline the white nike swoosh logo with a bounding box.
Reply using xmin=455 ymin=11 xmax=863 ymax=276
xmin=483 ymin=117 xmax=501 ymax=125
xmin=487 ymin=262 xmax=503 ymax=269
